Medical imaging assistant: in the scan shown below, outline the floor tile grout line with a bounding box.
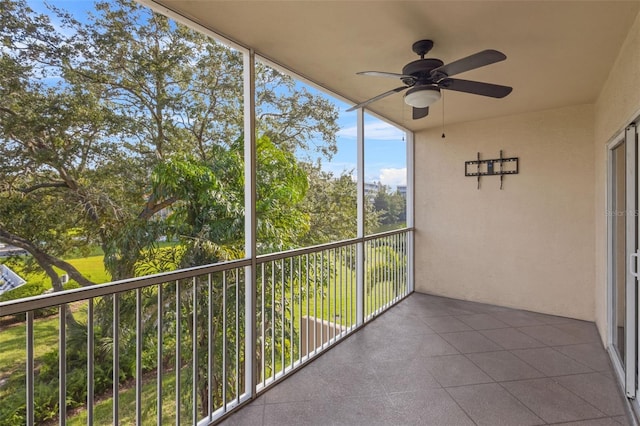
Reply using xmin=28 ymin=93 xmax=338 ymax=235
xmin=440 ymin=386 xmax=480 ymax=426
xmin=436 ymin=341 xmax=505 ymax=354
xmin=545 ymin=414 xmax=625 ymax=425
xmin=515 ymin=324 xmax=600 ymax=346
xmin=452 ymin=382 xmax=547 ymax=424
xmin=471 ymin=380 xmax=546 ymax=425
xmin=550 ymin=345 xmax=615 ymax=372
xmin=452 ymin=313 xmax=513 ymax=330
xmin=508 ymin=345 xmax=596 ymax=375
xmin=495 ymin=379 xmax=556 ymax=425
xmin=260 ymin=402 xmax=266 ymax=426
xmin=499 ymin=376 xmax=609 ymax=421
xmin=550 ymin=374 xmax=622 ymax=417
xmin=462 ymin=349 xmax=547 ymax=383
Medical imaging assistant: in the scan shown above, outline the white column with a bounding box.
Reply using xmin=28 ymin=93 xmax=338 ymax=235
xmin=356 ymin=109 xmax=365 ymax=324
xmin=243 ymin=49 xmax=257 ymax=397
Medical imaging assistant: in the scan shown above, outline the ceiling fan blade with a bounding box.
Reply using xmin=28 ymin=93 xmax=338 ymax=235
xmin=412 ymin=107 xmax=429 ymax=119
xmin=346 ymin=86 xmax=409 ymax=112
xmin=431 ymin=50 xmax=507 ymax=79
xmin=357 ymin=71 xmax=417 ymax=83
xmin=438 ymin=78 xmax=512 ymax=98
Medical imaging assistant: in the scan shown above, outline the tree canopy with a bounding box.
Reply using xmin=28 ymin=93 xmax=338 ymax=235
xmin=0 ymin=0 xmax=352 ymax=285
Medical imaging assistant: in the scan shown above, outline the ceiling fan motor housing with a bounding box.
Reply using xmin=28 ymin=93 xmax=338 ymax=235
xmin=402 ymin=58 xmax=445 ymax=84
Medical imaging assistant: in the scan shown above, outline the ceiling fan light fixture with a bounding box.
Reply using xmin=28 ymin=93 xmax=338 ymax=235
xmin=404 ymin=86 xmax=441 ymax=108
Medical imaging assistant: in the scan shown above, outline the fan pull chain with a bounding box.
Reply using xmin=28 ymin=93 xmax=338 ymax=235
xmin=441 ymin=91 xmax=446 ymax=139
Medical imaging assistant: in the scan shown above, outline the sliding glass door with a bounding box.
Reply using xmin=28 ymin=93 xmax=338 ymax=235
xmin=608 ymin=123 xmax=638 ymax=398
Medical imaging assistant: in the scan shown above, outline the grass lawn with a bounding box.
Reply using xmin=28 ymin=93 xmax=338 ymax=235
xmin=67 ymin=373 xmax=189 ymax=426
xmin=0 ymin=315 xmax=58 ymax=378
xmin=0 ymin=304 xmax=88 ymax=379
xmin=57 ymin=256 xmax=111 ymax=285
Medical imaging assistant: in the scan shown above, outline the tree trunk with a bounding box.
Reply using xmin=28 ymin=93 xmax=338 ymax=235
xmin=30 ymin=249 xmax=80 ymax=327
xmin=0 ymin=228 xmax=97 ymax=288
xmin=0 ymin=228 xmax=99 ymax=327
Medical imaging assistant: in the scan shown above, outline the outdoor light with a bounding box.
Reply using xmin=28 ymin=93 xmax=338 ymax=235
xmin=404 ymin=86 xmax=441 ymax=108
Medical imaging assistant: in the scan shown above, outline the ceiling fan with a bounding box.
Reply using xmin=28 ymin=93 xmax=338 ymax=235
xmin=346 ymin=40 xmax=512 ymax=119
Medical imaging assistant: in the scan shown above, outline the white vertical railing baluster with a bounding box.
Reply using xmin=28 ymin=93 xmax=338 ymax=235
xmin=327 ymin=249 xmax=332 ymax=344
xmin=304 ymin=253 xmax=315 ymax=359
xmin=380 ymin=239 xmax=384 ymax=310
xmin=313 ymin=253 xmax=317 ymax=355
xmin=385 ymin=237 xmax=389 ymax=308
xmin=347 ymin=246 xmax=351 ymax=329
xmin=400 ymin=233 xmax=403 ymax=295
xmin=26 ymin=311 xmax=34 ymax=426
xmin=375 ymin=238 xmax=384 ymax=315
xmin=59 ymin=303 xmax=66 ymax=426
xmin=207 ymin=274 xmax=213 ymax=421
xmin=334 ymin=248 xmax=338 ymax=341
xmin=158 ymin=284 xmax=164 ymax=426
xmin=175 ymin=280 xmax=181 ymax=426
xmin=261 ymin=263 xmax=265 ymax=387
xmin=222 ymin=271 xmax=227 ymax=410
xmin=404 ymin=233 xmax=407 ymax=294
xmin=192 ymin=276 xmax=198 ymax=424
xmin=113 ymin=294 xmax=119 ymax=425
xmin=406 ymin=232 xmax=410 ymax=295
xmin=271 ymin=262 xmax=275 ymax=380
xmin=399 ymin=234 xmax=402 ymax=295
xmin=320 ymin=250 xmax=324 ymax=349
xmin=377 ymin=239 xmax=380 ymax=313
xmin=280 ymin=259 xmax=285 ymax=374
xmin=394 ymin=234 xmax=398 ymax=301
xmin=87 ymin=299 xmax=94 ymax=426
xmin=289 ymin=257 xmax=294 ymax=368
xmin=136 ymin=289 xmax=142 ymax=426
xmin=333 ymin=248 xmax=337 ymax=342
xmin=338 ymin=247 xmax=343 ymax=335
xmin=385 ymin=237 xmax=388 ymax=306
xmin=400 ymin=233 xmax=404 ymax=295
xmin=235 ymin=269 xmax=240 ymax=404
xmin=297 ymin=256 xmax=301 ymax=364
xmin=359 ymin=241 xmax=365 ymax=322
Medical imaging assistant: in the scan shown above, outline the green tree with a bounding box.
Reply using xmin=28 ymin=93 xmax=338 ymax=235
xmin=300 ymin=163 xmax=379 ymax=245
xmin=373 ymin=185 xmax=406 ymax=226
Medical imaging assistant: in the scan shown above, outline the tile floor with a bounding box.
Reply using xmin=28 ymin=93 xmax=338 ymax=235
xmin=220 ymin=293 xmax=633 ymax=426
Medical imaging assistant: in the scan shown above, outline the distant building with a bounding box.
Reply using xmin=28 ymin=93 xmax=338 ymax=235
xmin=396 ymin=185 xmax=407 ymax=196
xmin=364 ymin=182 xmax=381 ymax=200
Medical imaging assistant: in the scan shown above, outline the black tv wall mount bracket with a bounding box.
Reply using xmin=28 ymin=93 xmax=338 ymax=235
xmin=465 ymin=150 xmax=519 ymax=190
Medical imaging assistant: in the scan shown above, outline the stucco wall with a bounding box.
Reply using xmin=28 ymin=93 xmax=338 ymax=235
xmin=414 ymin=104 xmax=595 ymax=320
xmin=594 ymin=12 xmax=640 ymax=341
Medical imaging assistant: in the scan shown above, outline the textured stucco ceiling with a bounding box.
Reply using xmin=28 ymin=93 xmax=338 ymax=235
xmin=151 ymin=0 xmax=640 ymax=131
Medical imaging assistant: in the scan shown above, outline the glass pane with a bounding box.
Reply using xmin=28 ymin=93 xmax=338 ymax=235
xmin=364 ymin=113 xmax=408 ymax=234
xmin=612 ymin=142 xmax=626 ymax=363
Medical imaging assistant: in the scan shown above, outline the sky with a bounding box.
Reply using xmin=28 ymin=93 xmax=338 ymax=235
xmin=25 ymin=0 xmax=408 ymax=189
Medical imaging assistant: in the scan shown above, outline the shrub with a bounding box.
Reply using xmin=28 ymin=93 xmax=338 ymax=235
xmin=0 ymin=282 xmax=57 ymax=321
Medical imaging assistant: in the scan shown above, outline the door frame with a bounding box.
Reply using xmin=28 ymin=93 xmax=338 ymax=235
xmin=607 ymin=122 xmax=638 ymax=399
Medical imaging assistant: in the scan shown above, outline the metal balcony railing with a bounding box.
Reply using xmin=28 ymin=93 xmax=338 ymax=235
xmin=0 ymin=229 xmax=412 ymax=425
